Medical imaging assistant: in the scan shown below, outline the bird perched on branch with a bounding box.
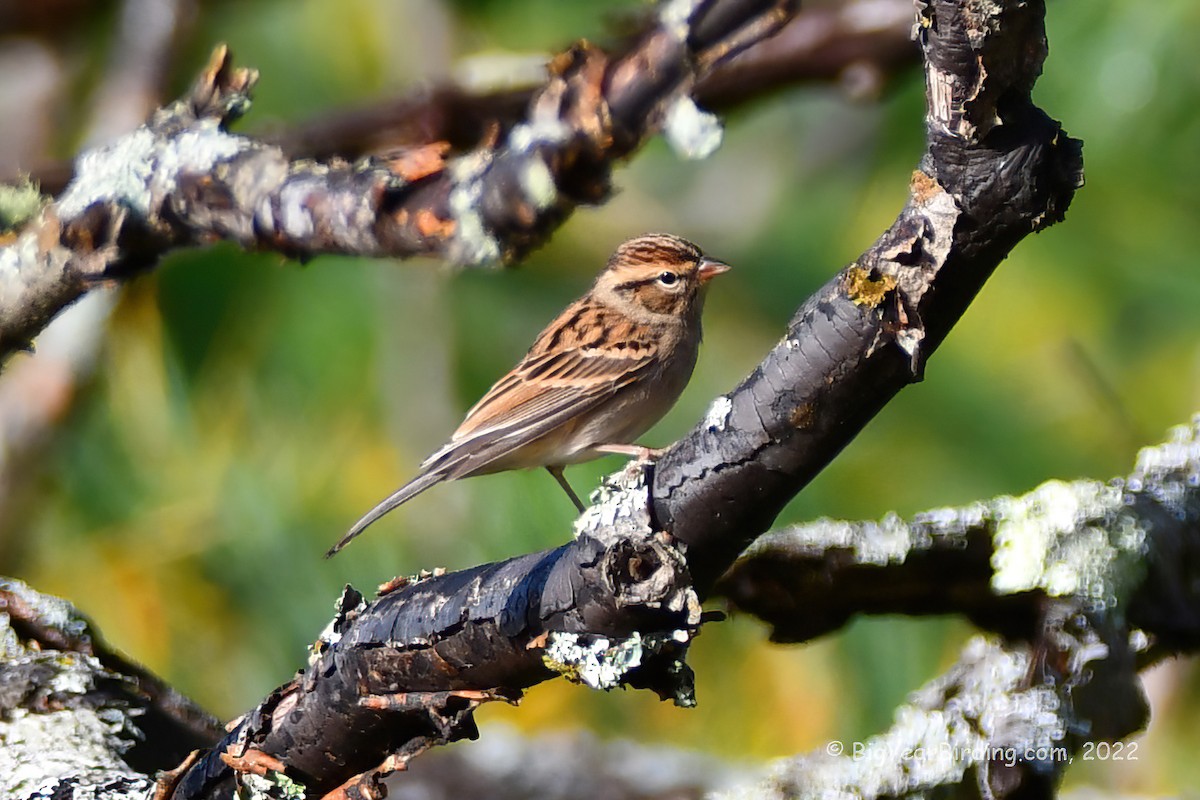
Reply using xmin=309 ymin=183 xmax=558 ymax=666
xmin=328 ymin=233 xmax=730 ymax=556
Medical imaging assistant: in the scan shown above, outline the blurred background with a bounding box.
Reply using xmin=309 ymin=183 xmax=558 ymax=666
xmin=1 ymin=0 xmax=1199 ymax=792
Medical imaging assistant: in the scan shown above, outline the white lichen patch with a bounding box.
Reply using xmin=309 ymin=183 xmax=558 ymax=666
xmin=238 ymin=770 xmax=306 ymax=800
xmin=59 ymin=121 xmax=244 ymax=220
xmin=278 ymin=182 xmax=317 ymax=239
xmin=58 ymin=129 xmax=157 ymax=218
xmin=0 ymin=578 xmax=90 ymax=656
xmin=896 ymin=327 xmax=925 ymax=359
xmin=663 ymin=96 xmax=724 ymax=160
xmin=48 ymin=657 xmax=94 ymax=696
xmin=447 ymin=150 xmax=502 ymax=266
xmin=0 ymin=645 xmax=149 ymax=799
xmin=915 ymin=501 xmax=989 ymax=535
xmin=574 ymin=461 xmax=652 ymax=542
xmin=544 ymin=631 xmax=645 ymax=691
xmin=857 ymin=513 xmax=922 ymax=565
xmin=749 ymin=514 xmax=927 ymax=567
xmin=502 ymin=114 xmax=571 ymax=219
xmin=308 ymin=587 xmax=368 ymax=665
xmin=0 ymin=707 xmax=153 ymax=799
xmin=518 ymin=156 xmax=558 ymax=212
xmin=703 ymin=395 xmax=733 ymax=432
xmin=0 ymin=237 xmax=25 ymax=291
xmin=989 ymin=479 xmax=1142 ymax=604
xmin=508 ymin=117 xmax=570 ymax=152
xmin=1132 ymin=416 xmax=1200 ymax=481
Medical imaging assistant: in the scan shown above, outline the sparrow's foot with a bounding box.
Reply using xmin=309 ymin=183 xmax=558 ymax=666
xmin=594 ymin=443 xmax=665 ymax=461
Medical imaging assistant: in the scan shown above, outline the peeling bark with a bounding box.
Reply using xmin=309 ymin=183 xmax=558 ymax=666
xmin=165 ymin=468 xmax=704 ymax=799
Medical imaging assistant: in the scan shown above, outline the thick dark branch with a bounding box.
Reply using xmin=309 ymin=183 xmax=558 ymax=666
xmin=653 ymin=0 xmax=1083 ymax=592
xmin=0 ymin=0 xmax=794 ymax=363
xmin=165 ymin=469 xmax=703 ymax=799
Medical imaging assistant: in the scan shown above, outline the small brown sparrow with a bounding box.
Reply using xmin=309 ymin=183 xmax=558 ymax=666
xmin=327 ymin=233 xmax=729 ymax=556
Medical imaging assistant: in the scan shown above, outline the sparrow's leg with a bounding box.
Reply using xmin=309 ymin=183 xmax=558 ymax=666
xmin=546 ymin=465 xmax=585 ymax=512
xmin=594 ymin=443 xmax=666 ymax=461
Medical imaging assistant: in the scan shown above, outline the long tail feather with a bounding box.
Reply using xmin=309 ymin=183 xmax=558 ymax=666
xmin=325 ymin=470 xmax=446 ymax=557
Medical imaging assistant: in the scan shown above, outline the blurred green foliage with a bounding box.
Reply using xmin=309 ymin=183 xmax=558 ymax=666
xmin=8 ymin=0 xmax=1200 ymax=790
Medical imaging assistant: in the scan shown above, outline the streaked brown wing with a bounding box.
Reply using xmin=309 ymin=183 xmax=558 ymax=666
xmin=418 ymin=345 xmax=656 ymax=477
xmin=456 ymin=346 xmax=653 ymax=441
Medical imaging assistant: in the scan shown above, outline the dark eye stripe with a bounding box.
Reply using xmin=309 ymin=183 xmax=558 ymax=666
xmin=612 ymin=276 xmax=662 ymax=292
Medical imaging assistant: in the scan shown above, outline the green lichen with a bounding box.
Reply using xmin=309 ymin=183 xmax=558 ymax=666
xmin=0 ymin=179 xmax=44 ymax=233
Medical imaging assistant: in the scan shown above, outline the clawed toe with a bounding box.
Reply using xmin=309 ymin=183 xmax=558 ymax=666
xmin=594 ymin=443 xmax=665 ymax=462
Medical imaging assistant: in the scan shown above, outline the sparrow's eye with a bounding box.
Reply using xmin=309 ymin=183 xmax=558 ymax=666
xmin=657 ymin=271 xmax=679 ymax=286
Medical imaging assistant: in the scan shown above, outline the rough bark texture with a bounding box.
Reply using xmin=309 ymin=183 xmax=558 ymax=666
xmin=0 ymin=578 xmax=222 ymax=799
xmin=653 ymin=0 xmax=1083 ymax=593
xmin=720 ymin=418 xmax=1200 ymax=650
xmin=166 ymin=468 xmax=705 ymax=799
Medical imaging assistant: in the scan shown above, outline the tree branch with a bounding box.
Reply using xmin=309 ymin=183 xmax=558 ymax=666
xmin=0 ymin=577 xmax=222 ymax=799
xmin=725 ymin=617 xmax=1139 ymax=800
xmin=720 ymin=416 xmax=1200 ymax=652
xmin=653 ymin=0 xmax=1083 ymax=592
xmin=0 ymin=0 xmax=795 ymax=363
xmin=269 ymin=0 xmax=918 ymax=164
xmin=715 ymin=416 xmax=1200 ymax=795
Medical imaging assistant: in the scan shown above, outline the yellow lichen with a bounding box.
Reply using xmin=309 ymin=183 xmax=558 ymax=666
xmin=844 ymin=265 xmax=897 ymax=308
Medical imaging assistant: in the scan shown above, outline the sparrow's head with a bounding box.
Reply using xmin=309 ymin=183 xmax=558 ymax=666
xmin=596 ymin=233 xmax=730 ymax=321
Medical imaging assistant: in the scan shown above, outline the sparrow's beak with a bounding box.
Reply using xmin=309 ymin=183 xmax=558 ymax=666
xmin=697 ymin=257 xmax=731 ymax=283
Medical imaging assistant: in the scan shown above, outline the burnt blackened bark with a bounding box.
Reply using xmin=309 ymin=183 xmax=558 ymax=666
xmin=654 ymin=0 xmax=1083 ymax=593
xmin=167 ymin=471 xmax=702 ymax=799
